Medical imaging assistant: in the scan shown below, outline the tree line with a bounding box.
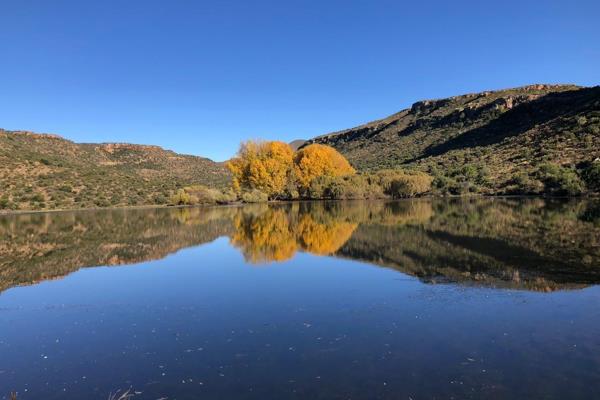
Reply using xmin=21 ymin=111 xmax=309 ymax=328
xmin=168 ymin=141 xmax=433 ymax=205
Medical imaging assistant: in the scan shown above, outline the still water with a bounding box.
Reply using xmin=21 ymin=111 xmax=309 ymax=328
xmin=1 ymin=198 xmax=600 ymax=399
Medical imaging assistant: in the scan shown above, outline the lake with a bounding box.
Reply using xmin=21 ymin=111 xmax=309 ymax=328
xmin=1 ymin=198 xmax=600 ymax=399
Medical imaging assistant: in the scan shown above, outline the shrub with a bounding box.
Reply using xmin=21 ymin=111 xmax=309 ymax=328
xmin=241 ymin=189 xmax=269 ymax=203
xmin=184 ymin=185 xmax=223 ymax=204
xmin=94 ymin=198 xmax=111 ymax=208
xmin=537 ymin=163 xmax=586 ymax=196
xmin=0 ymin=195 xmax=9 ymax=209
xmin=374 ymin=170 xmax=433 ymax=198
xmin=582 ymin=161 xmax=600 ymax=193
xmin=214 ymin=189 xmax=238 ymax=204
xmin=169 ymin=189 xmax=196 ymax=205
xmin=31 ymin=193 xmax=46 ymax=202
xmin=388 ymin=174 xmax=433 ymax=198
xmin=507 ymin=172 xmax=544 ymax=194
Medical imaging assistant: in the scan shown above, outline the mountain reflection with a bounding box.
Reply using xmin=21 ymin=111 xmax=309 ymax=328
xmin=1 ymin=198 xmax=599 ymax=293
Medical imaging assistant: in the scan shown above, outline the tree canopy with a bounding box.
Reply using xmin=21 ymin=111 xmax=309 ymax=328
xmin=226 ymin=141 xmax=294 ymax=198
xmin=293 ymin=144 xmax=356 ymax=189
xmin=227 ymin=141 xmax=356 ymax=199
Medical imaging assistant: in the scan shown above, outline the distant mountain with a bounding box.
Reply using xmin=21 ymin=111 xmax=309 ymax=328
xmin=306 ymin=84 xmax=600 ymax=194
xmin=288 ymin=139 xmax=307 ymax=151
xmin=0 ymin=129 xmax=230 ymax=211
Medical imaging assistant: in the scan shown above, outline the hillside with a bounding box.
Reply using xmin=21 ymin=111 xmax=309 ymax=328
xmin=0 ymin=129 xmax=230 ymax=211
xmin=307 ymin=84 xmax=600 ymax=195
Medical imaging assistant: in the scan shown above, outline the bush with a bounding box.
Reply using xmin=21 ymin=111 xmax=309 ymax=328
xmin=94 ymin=198 xmax=111 ymax=208
xmin=374 ymin=170 xmax=433 ymax=198
xmin=388 ymin=174 xmax=433 ymax=198
xmin=507 ymin=172 xmax=544 ymax=194
xmin=184 ymin=185 xmax=223 ymax=204
xmin=582 ymin=161 xmax=600 ymax=193
xmin=537 ymin=163 xmax=586 ymax=196
xmin=215 ymin=189 xmax=238 ymax=204
xmin=304 ymin=171 xmax=431 ymax=199
xmin=241 ymin=189 xmax=269 ymax=203
xmin=169 ymin=189 xmax=196 ymax=205
xmin=169 ymin=185 xmax=237 ymax=206
xmin=31 ymin=193 xmax=46 ymax=202
xmin=0 ymin=195 xmax=9 ymax=209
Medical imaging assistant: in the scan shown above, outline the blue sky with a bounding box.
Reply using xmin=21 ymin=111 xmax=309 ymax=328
xmin=1 ymin=0 xmax=598 ymax=161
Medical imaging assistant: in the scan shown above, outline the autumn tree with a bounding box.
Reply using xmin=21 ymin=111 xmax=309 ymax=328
xmin=226 ymin=141 xmax=294 ymax=199
xmin=293 ymin=144 xmax=355 ymax=190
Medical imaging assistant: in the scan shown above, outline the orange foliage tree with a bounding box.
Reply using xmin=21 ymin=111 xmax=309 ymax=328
xmin=227 ymin=141 xmax=355 ymax=199
xmin=226 ymin=141 xmax=294 ymax=199
xmin=293 ymin=144 xmax=355 ymax=190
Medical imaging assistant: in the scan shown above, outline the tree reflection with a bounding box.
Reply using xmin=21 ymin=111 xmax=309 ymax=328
xmin=230 ymin=204 xmax=359 ymax=263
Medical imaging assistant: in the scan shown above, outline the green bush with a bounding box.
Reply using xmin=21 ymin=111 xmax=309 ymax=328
xmin=304 ymin=171 xmax=431 ymax=200
xmin=507 ymin=172 xmax=544 ymax=194
xmin=169 ymin=189 xmax=196 ymax=205
xmin=537 ymin=163 xmax=586 ymax=196
xmin=241 ymin=189 xmax=269 ymax=203
xmin=31 ymin=193 xmax=46 ymax=202
xmin=168 ymin=185 xmax=237 ymax=206
xmin=0 ymin=195 xmax=9 ymax=209
xmin=582 ymin=161 xmax=600 ymax=193
xmin=153 ymin=194 xmax=168 ymax=205
xmin=387 ymin=174 xmax=433 ymax=198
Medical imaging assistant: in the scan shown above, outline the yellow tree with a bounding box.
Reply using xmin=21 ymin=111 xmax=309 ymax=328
xmin=293 ymin=144 xmax=355 ymax=189
xmin=227 ymin=141 xmax=294 ymax=199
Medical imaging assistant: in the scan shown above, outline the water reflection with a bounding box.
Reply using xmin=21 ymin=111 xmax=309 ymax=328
xmin=231 ymin=204 xmax=358 ymax=262
xmin=1 ymin=198 xmax=599 ymax=293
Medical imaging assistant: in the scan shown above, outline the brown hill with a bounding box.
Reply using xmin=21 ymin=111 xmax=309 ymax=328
xmin=0 ymin=129 xmax=230 ymax=211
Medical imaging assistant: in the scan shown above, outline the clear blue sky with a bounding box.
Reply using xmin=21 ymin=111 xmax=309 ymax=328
xmin=1 ymin=0 xmax=598 ymax=161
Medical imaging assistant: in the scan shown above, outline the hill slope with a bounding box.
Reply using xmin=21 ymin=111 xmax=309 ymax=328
xmin=0 ymin=130 xmax=230 ymax=211
xmin=307 ymin=84 xmax=600 ymax=194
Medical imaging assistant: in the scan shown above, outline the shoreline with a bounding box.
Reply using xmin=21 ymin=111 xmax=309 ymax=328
xmin=0 ymin=194 xmax=596 ymax=216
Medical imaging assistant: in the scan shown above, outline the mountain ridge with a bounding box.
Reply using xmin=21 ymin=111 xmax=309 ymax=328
xmin=306 ymin=83 xmax=600 ymax=194
xmin=0 ymin=128 xmax=230 ymax=211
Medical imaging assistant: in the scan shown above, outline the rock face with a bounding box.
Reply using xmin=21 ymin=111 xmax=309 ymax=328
xmin=306 ymin=84 xmax=600 ymax=193
xmin=288 ymin=139 xmax=307 ymax=151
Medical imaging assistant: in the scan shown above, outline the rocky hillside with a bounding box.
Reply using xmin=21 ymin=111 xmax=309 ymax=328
xmin=0 ymin=129 xmax=230 ymax=211
xmin=307 ymin=84 xmax=600 ymax=195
